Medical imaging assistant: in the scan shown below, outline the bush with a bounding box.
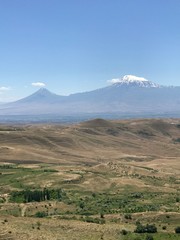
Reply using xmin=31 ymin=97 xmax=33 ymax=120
xmin=175 ymin=226 xmax=180 ymax=233
xmin=134 ymin=223 xmax=157 ymax=233
xmin=124 ymin=214 xmax=132 ymax=220
xmin=34 ymin=211 xmax=48 ymax=218
xmin=146 ymin=235 xmax=154 ymax=240
xmin=121 ymin=229 xmax=128 ymax=235
xmin=83 ymin=216 xmax=105 ymax=224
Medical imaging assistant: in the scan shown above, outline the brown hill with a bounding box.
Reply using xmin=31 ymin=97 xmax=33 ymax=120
xmin=79 ymin=118 xmax=115 ymax=128
xmin=0 ymin=118 xmax=179 ymax=165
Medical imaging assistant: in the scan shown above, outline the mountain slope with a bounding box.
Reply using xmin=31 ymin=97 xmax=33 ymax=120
xmin=0 ymin=88 xmax=67 ymax=115
xmin=14 ymin=88 xmax=65 ymax=104
xmin=0 ymin=76 xmax=180 ymax=116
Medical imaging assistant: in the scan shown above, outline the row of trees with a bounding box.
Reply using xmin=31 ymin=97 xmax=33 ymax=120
xmin=10 ymin=188 xmax=66 ymax=203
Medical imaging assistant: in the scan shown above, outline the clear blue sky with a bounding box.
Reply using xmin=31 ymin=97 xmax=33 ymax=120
xmin=0 ymin=0 xmax=180 ymax=101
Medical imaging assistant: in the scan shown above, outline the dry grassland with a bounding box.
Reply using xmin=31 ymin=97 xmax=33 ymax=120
xmin=0 ymin=118 xmax=179 ymax=239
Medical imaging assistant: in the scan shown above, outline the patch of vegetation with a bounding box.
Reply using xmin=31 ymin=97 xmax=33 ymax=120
xmin=175 ymin=226 xmax=180 ymax=234
xmin=145 ymin=235 xmax=154 ymax=240
xmin=10 ymin=188 xmax=66 ymax=203
xmin=124 ymin=214 xmax=132 ymax=220
xmin=137 ymin=130 xmax=154 ymax=137
xmin=121 ymin=229 xmax=128 ymax=235
xmin=43 ymin=169 xmax=59 ymax=172
xmin=81 ymin=216 xmax=105 ymax=224
xmin=106 ymin=128 xmax=119 ymax=136
xmin=34 ymin=211 xmax=48 ymax=218
xmin=0 ymin=164 xmax=17 ymax=169
xmin=134 ymin=223 xmax=157 ymax=233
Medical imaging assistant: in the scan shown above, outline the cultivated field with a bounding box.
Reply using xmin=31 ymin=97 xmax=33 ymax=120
xmin=0 ymin=118 xmax=179 ymax=239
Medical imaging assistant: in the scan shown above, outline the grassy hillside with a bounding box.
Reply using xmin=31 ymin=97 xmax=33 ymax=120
xmin=0 ymin=119 xmax=179 ymax=239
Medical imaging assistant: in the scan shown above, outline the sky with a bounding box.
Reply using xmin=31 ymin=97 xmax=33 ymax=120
xmin=0 ymin=0 xmax=180 ymax=101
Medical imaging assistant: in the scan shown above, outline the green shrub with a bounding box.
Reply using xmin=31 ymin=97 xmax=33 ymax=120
xmin=146 ymin=235 xmax=154 ymax=240
xmin=134 ymin=223 xmax=157 ymax=233
xmin=124 ymin=214 xmax=132 ymax=219
xmin=34 ymin=211 xmax=48 ymax=218
xmin=121 ymin=229 xmax=128 ymax=235
xmin=175 ymin=226 xmax=180 ymax=233
xmin=83 ymin=216 xmax=105 ymax=224
xmin=43 ymin=169 xmax=58 ymax=172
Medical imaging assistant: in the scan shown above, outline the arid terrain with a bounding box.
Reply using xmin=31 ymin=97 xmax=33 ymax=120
xmin=0 ymin=118 xmax=180 ymax=240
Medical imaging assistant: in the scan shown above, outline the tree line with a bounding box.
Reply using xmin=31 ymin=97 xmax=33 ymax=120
xmin=10 ymin=188 xmax=66 ymax=203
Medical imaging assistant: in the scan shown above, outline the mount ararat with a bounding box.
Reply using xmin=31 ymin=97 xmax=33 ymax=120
xmin=0 ymin=75 xmax=180 ymax=117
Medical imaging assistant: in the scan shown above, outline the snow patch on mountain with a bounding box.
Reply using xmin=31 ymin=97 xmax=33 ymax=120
xmin=108 ymin=75 xmax=160 ymax=88
xmin=122 ymin=75 xmax=148 ymax=82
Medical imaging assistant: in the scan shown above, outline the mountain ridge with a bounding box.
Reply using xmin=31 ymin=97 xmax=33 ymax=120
xmin=0 ymin=77 xmax=180 ymax=116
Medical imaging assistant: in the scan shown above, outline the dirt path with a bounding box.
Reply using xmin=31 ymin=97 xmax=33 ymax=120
xmin=20 ymin=204 xmax=27 ymax=217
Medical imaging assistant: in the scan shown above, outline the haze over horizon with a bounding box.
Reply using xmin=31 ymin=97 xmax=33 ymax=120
xmin=0 ymin=0 xmax=180 ymax=102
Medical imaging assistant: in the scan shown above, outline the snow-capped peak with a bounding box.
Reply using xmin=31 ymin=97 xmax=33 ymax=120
xmin=122 ymin=75 xmax=148 ymax=82
xmin=108 ymin=75 xmax=160 ymax=88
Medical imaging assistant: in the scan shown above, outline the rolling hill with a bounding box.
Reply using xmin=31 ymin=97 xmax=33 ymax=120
xmin=0 ymin=118 xmax=180 ymax=239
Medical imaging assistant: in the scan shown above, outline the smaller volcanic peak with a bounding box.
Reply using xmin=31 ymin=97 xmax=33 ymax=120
xmin=30 ymin=88 xmax=58 ymax=97
xmin=111 ymin=75 xmax=161 ymax=88
xmin=35 ymin=87 xmax=52 ymax=94
xmin=13 ymin=87 xmax=64 ymax=104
